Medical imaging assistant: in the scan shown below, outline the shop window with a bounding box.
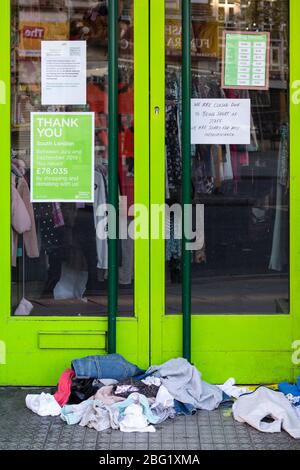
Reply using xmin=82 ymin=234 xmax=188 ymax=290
xmin=165 ymin=0 xmax=289 ymax=315
xmin=11 ymin=0 xmax=135 ymax=317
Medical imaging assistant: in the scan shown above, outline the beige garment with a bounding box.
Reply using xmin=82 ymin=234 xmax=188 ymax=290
xmin=94 ymin=386 xmax=125 ymax=405
xmin=12 ymin=177 xmax=39 ymax=266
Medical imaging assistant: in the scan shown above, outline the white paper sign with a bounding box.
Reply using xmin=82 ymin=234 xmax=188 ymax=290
xmin=191 ymin=99 xmax=251 ymax=145
xmin=41 ymin=41 xmax=86 ymax=105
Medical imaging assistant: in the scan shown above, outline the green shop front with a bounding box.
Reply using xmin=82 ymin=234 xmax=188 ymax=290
xmin=0 ymin=0 xmax=299 ymax=386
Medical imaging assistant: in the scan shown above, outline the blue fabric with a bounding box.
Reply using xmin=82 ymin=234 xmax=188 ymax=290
xmin=174 ymin=400 xmax=197 ymax=416
xmin=278 ymin=380 xmax=300 ymax=397
xmin=72 ymin=354 xmax=145 ymax=381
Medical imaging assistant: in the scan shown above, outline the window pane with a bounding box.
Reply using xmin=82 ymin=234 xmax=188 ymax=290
xmin=165 ymin=0 xmax=289 ymax=315
xmin=11 ymin=0 xmax=134 ymax=316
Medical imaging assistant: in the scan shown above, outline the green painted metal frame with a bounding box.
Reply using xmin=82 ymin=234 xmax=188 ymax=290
xmin=108 ymin=0 xmax=119 ymax=354
xmin=150 ymin=0 xmax=300 ymax=383
xmin=181 ymin=0 xmax=192 ymax=362
xmin=0 ymin=0 xmax=150 ymax=385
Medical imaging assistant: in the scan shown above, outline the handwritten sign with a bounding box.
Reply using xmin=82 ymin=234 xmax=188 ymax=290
xmin=191 ymin=99 xmax=251 ymax=145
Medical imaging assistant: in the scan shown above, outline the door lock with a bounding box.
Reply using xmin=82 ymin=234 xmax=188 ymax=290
xmin=154 ymin=106 xmax=160 ymax=115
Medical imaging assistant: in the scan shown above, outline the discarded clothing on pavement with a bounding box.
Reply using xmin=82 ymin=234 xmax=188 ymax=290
xmin=26 ymin=392 xmax=61 ymax=417
xmin=279 ymin=376 xmax=300 ymax=398
xmin=25 ymin=354 xmax=300 ymax=438
xmin=233 ymin=386 xmax=300 ymax=439
xmin=53 ymin=368 xmax=75 ymax=407
xmin=113 ymin=378 xmax=160 ymax=399
xmin=145 ymin=358 xmax=223 ymax=411
xmin=72 ymin=353 xmax=145 ymax=381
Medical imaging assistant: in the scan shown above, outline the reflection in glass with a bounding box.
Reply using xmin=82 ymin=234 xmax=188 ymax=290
xmin=11 ymin=0 xmax=134 ymax=316
xmin=165 ymin=0 xmax=289 ymax=314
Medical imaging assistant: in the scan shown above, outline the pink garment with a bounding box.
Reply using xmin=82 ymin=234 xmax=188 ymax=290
xmin=94 ymin=386 xmax=126 ymax=405
xmin=12 ymin=176 xmax=39 ymax=266
xmin=53 ymin=369 xmax=75 ymax=407
xmin=11 ymin=184 xmax=31 ymax=234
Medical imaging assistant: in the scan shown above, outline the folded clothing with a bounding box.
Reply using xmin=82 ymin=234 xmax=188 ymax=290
xmin=72 ymin=353 xmax=145 ymax=381
xmin=26 ymin=393 xmax=61 ymax=417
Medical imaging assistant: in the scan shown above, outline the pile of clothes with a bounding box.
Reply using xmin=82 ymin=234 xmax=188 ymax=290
xmin=25 ymin=354 xmax=300 ymax=438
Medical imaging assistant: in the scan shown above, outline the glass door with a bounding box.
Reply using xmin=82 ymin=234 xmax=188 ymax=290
xmin=150 ymin=0 xmax=300 ymax=383
xmin=0 ymin=0 xmax=150 ymax=385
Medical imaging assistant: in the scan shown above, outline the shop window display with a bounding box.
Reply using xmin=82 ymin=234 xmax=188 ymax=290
xmin=165 ymin=0 xmax=289 ymax=314
xmin=11 ymin=0 xmax=135 ymax=316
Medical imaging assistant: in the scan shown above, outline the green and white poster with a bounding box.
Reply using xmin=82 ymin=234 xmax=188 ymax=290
xmin=222 ymin=31 xmax=270 ymax=90
xmin=30 ymin=112 xmax=94 ymax=202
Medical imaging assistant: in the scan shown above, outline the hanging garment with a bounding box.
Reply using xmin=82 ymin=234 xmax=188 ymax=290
xmin=269 ymin=124 xmax=289 ymax=271
xmin=119 ymin=217 xmax=134 ymax=285
xmin=52 ymin=203 xmax=65 ymax=228
xmin=165 ymin=104 xmax=182 ymax=196
xmin=11 ymin=183 xmax=31 ymax=266
xmin=36 ymin=203 xmax=65 ymax=254
xmin=71 ymin=353 xmax=145 ymax=381
xmin=145 ymin=358 xmax=223 ymax=411
xmin=233 ymin=387 xmax=300 ymax=439
xmin=12 ymin=176 xmax=39 ymax=266
xmin=94 ymin=170 xmax=108 ymax=269
xmin=25 ymin=393 xmax=61 ymax=417
xmin=53 ymin=369 xmax=75 ymax=407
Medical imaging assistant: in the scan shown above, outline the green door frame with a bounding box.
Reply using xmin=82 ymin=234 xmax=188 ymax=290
xmin=0 ymin=0 xmax=150 ymax=385
xmin=150 ymin=0 xmax=300 ymax=384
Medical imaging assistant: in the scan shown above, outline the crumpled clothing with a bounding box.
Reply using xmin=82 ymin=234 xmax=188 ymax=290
xmin=79 ymin=400 xmax=119 ymax=432
xmin=72 ymin=353 xmax=145 ymax=381
xmin=53 ymin=369 xmax=75 ymax=407
xmin=26 ymin=393 xmax=61 ymax=417
xmin=279 ymin=377 xmax=300 ymax=397
xmin=174 ymin=401 xmax=197 ymax=416
xmin=113 ymin=393 xmax=161 ymax=426
xmin=150 ymin=385 xmax=176 ymax=423
xmin=142 ymin=376 xmax=161 ymax=387
xmin=146 ymin=358 xmax=223 ymax=411
xmin=217 ymin=378 xmax=251 ymax=399
xmin=94 ymin=386 xmax=125 ymax=405
xmin=233 ymin=387 xmax=300 ymax=439
xmin=69 ymin=378 xmax=100 ymax=405
xmin=61 ymin=400 xmax=94 ymax=425
xmin=119 ymin=404 xmax=156 ymax=433
xmin=286 ymin=394 xmax=300 ymax=407
xmin=113 ymin=379 xmax=160 ymax=399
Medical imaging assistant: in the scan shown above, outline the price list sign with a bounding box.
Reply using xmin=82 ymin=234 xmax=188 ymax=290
xmin=222 ymin=31 xmax=270 ymax=90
